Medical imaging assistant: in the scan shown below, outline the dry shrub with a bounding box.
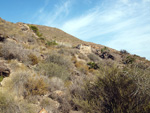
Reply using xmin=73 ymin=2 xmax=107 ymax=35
xmin=1 ymin=41 xmax=30 ymax=63
xmin=6 ymin=71 xmax=48 ymax=99
xmin=28 ymin=53 xmax=39 ymax=65
xmin=38 ymin=53 xmax=72 ymax=80
xmin=49 ymin=77 xmax=65 ymax=91
xmin=58 ymin=48 xmax=79 ymax=56
xmin=87 ymin=53 xmax=100 ymax=62
xmin=24 ymin=76 xmax=48 ymax=98
xmin=46 ymin=53 xmax=72 ymax=69
xmin=39 ymin=62 xmax=70 ymax=80
xmin=40 ymin=97 xmax=59 ymax=113
xmin=72 ymin=65 xmax=150 ymax=113
xmin=75 ymin=61 xmax=89 ymax=75
xmin=0 ymin=90 xmax=37 ymax=113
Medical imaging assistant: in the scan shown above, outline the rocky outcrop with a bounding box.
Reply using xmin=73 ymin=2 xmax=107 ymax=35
xmin=0 ymin=34 xmax=9 ymax=42
xmin=95 ymin=50 xmax=115 ymax=60
xmin=76 ymin=44 xmax=91 ymax=54
xmin=0 ymin=62 xmax=10 ymax=77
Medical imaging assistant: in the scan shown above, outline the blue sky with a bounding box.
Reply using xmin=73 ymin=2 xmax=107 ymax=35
xmin=1 ymin=0 xmax=150 ymax=60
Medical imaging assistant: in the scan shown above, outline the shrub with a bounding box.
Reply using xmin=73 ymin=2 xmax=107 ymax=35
xmin=120 ymin=49 xmax=129 ymax=54
xmin=39 ymin=62 xmax=70 ymax=81
xmin=1 ymin=41 xmax=31 ymax=63
xmin=0 ymin=76 xmax=3 ymax=82
xmin=29 ymin=25 xmax=42 ymax=37
xmin=0 ymin=90 xmax=37 ymax=113
xmin=28 ymin=54 xmax=39 ymax=65
xmin=46 ymin=40 xmax=58 ymax=46
xmin=87 ymin=53 xmax=100 ymax=62
xmin=46 ymin=53 xmax=72 ymax=69
xmin=24 ymin=76 xmax=48 ymax=98
xmin=123 ymin=55 xmax=135 ymax=64
xmin=87 ymin=62 xmax=99 ymax=69
xmin=6 ymin=71 xmax=48 ymax=98
xmin=38 ymin=53 xmax=72 ymax=80
xmin=72 ymin=65 xmax=150 ymax=113
xmin=101 ymin=46 xmax=110 ymax=53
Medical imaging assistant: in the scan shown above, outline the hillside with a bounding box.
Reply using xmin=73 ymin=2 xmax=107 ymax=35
xmin=0 ymin=17 xmax=150 ymax=113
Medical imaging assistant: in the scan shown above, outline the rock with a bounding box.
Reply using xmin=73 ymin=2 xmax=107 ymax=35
xmin=39 ymin=108 xmax=48 ymax=113
xmin=76 ymin=44 xmax=91 ymax=54
xmin=0 ymin=62 xmax=10 ymax=77
xmin=53 ymin=90 xmax=64 ymax=97
xmin=100 ymin=52 xmax=114 ymax=60
xmin=0 ymin=34 xmax=8 ymax=42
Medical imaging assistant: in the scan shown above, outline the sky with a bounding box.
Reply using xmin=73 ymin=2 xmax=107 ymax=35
xmin=1 ymin=0 xmax=150 ymax=60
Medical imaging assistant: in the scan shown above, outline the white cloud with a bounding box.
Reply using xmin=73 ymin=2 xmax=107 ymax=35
xmin=32 ymin=0 xmax=150 ymax=60
xmin=61 ymin=0 xmax=150 ymax=59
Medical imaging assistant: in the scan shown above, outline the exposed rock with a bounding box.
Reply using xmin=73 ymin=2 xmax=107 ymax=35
xmin=95 ymin=49 xmax=115 ymax=60
xmin=39 ymin=108 xmax=48 ymax=113
xmin=76 ymin=44 xmax=91 ymax=54
xmin=0 ymin=34 xmax=9 ymax=42
xmin=53 ymin=90 xmax=64 ymax=97
xmin=17 ymin=22 xmax=29 ymax=31
xmin=0 ymin=62 xmax=10 ymax=77
xmin=100 ymin=52 xmax=115 ymax=60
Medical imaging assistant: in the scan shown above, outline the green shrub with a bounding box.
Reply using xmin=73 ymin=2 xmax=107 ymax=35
xmin=123 ymin=55 xmax=135 ymax=64
xmin=101 ymin=46 xmax=110 ymax=53
xmin=72 ymin=65 xmax=150 ymax=113
xmin=29 ymin=25 xmax=42 ymax=37
xmin=0 ymin=76 xmax=3 ymax=82
xmin=87 ymin=62 xmax=99 ymax=69
xmin=46 ymin=40 xmax=58 ymax=46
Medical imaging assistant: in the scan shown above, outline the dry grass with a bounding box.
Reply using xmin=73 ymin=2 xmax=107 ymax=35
xmin=72 ymin=64 xmax=150 ymax=113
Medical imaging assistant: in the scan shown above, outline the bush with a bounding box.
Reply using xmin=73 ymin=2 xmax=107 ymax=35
xmin=46 ymin=53 xmax=72 ymax=69
xmin=24 ymin=76 xmax=48 ymax=98
xmin=123 ymin=55 xmax=135 ymax=64
xmin=87 ymin=62 xmax=99 ymax=69
xmin=29 ymin=25 xmax=42 ymax=37
xmin=101 ymin=46 xmax=110 ymax=53
xmin=46 ymin=40 xmax=58 ymax=46
xmin=87 ymin=53 xmax=100 ymax=62
xmin=120 ymin=49 xmax=129 ymax=54
xmin=28 ymin=54 xmax=39 ymax=65
xmin=6 ymin=71 xmax=48 ymax=99
xmin=1 ymin=41 xmax=32 ymax=63
xmin=72 ymin=65 xmax=150 ymax=113
xmin=0 ymin=90 xmax=37 ymax=113
xmin=39 ymin=62 xmax=70 ymax=81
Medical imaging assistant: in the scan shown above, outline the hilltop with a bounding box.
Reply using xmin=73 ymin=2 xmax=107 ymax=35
xmin=0 ymin=17 xmax=150 ymax=113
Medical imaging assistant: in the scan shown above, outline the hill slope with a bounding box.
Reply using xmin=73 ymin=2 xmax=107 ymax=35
xmin=0 ymin=17 xmax=150 ymax=113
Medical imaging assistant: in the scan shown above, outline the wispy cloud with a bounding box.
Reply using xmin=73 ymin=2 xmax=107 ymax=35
xmin=60 ymin=0 xmax=150 ymax=59
xmin=31 ymin=0 xmax=72 ymax=26
xmin=32 ymin=0 xmax=150 ymax=59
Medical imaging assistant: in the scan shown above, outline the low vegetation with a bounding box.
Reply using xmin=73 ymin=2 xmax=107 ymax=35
xmin=0 ymin=18 xmax=150 ymax=113
xmin=72 ymin=64 xmax=150 ymax=113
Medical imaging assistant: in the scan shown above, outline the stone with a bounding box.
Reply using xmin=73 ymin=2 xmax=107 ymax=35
xmin=76 ymin=44 xmax=91 ymax=54
xmin=39 ymin=108 xmax=48 ymax=113
xmin=0 ymin=62 xmax=10 ymax=77
xmin=0 ymin=34 xmax=8 ymax=42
